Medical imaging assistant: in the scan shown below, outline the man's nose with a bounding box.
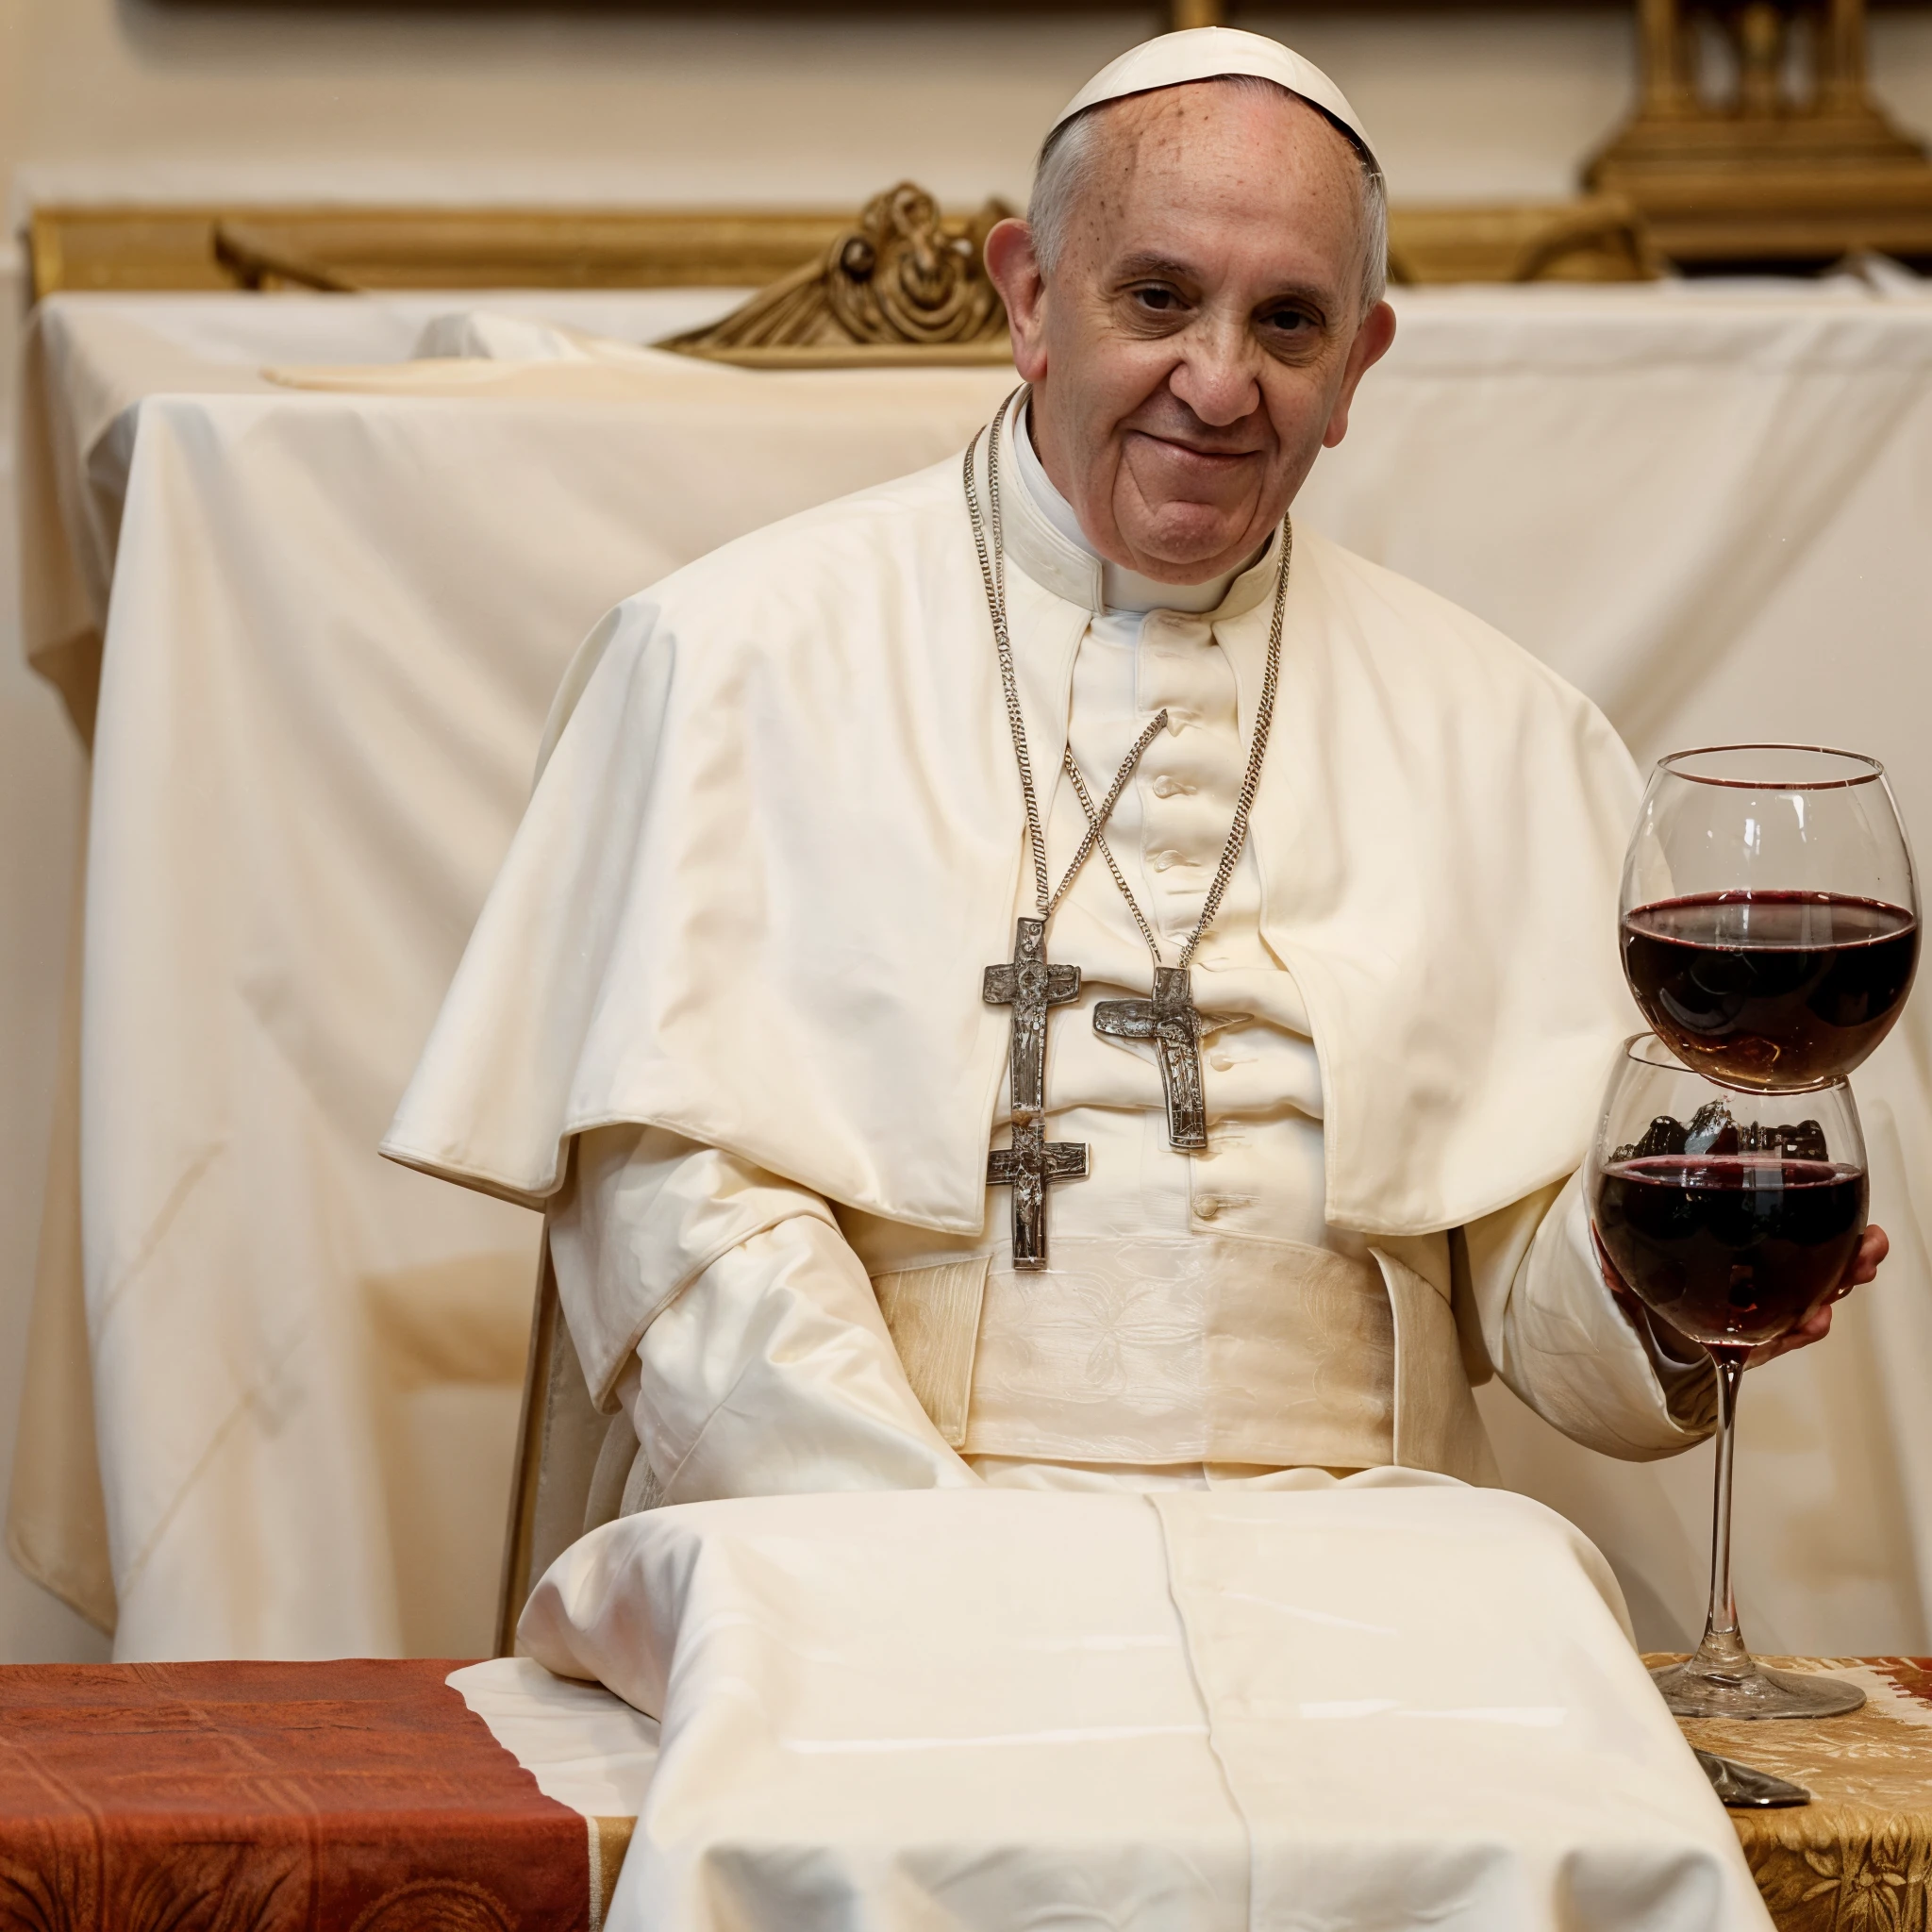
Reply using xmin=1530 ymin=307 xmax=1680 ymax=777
xmin=1168 ymin=320 xmax=1262 ymax=428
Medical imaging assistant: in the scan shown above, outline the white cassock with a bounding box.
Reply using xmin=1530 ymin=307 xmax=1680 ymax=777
xmin=383 ymin=403 xmax=1713 ymax=1505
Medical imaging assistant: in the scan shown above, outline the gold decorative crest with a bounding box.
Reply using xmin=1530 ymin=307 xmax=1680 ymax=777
xmin=659 ymin=183 xmax=1016 ymax=368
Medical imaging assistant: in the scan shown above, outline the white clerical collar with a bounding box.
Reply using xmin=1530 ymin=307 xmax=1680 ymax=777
xmin=1006 ymin=399 xmax=1272 ymax=619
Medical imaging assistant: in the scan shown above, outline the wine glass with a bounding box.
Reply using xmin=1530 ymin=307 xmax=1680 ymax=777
xmin=1588 ymin=1033 xmax=1869 ymax=1718
xmin=1621 ymin=745 xmax=1918 ymax=1092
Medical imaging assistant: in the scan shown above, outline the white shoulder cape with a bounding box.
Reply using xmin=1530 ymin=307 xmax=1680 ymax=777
xmin=383 ymin=454 xmax=1642 ymax=1238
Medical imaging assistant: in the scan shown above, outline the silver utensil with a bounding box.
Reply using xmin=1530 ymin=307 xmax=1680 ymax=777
xmin=1694 ymin=1746 xmax=1811 ymax=1807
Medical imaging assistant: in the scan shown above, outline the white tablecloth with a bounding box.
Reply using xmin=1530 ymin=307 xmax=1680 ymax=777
xmin=520 ymin=1482 xmax=1772 ymax=1932
xmin=448 ymin=1654 xmax=659 ymax=1820
xmin=16 ymin=279 xmax=1932 ymax=1663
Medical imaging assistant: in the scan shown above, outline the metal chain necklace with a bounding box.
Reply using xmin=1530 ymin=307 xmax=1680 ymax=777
xmin=965 ymin=388 xmax=1166 ymax=921
xmin=963 ymin=385 xmax=1165 ymax=1270
xmin=1069 ymin=506 xmax=1293 ymax=1152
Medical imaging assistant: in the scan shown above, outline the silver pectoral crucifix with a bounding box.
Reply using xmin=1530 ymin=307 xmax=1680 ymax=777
xmin=983 ymin=917 xmax=1080 ymax=1113
xmin=987 ymin=1110 xmax=1089 ymax=1272
xmin=1093 ymin=966 xmax=1229 ymax=1152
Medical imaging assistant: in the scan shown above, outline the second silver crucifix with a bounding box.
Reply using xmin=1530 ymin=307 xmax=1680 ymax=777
xmin=1093 ymin=965 xmax=1231 ymax=1152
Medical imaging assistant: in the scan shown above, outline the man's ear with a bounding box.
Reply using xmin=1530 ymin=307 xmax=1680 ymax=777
xmin=1322 ymin=299 xmax=1397 ymax=449
xmin=984 ymin=218 xmax=1049 ymax=383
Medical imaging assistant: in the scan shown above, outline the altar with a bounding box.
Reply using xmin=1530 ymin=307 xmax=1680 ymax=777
xmin=14 ymin=269 xmax=1932 ymax=1666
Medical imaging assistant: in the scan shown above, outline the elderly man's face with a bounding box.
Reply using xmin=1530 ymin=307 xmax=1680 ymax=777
xmin=986 ymin=83 xmax=1396 ymax=584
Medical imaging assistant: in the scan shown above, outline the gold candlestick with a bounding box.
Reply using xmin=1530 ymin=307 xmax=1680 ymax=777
xmin=1587 ymin=0 xmax=1932 ymax=267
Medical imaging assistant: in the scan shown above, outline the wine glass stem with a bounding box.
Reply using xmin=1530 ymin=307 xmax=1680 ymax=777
xmin=1698 ymin=1351 xmax=1748 ymax=1670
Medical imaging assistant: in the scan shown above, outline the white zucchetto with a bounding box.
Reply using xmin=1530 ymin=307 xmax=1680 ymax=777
xmin=1050 ymin=27 xmax=1377 ymax=169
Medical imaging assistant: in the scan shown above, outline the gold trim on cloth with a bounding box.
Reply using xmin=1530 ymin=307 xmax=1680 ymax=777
xmin=587 ymin=1816 xmax=634 ymax=1932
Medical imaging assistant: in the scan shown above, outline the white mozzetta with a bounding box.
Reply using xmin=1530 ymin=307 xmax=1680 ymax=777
xmin=386 ymin=441 xmax=1645 ymax=1244
xmin=519 ymin=1484 xmax=1773 ymax=1932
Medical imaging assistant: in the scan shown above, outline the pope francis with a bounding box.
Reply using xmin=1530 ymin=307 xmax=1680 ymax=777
xmin=385 ymin=31 xmax=1878 ymax=1515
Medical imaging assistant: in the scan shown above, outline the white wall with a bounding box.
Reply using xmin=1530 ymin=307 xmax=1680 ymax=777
xmin=8 ymin=3 xmax=1932 ymax=222
xmin=3 ymin=5 xmax=1653 ymax=217
xmin=5 ymin=0 xmax=1932 ymax=1662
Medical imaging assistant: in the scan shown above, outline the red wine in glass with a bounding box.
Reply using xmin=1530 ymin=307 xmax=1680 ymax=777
xmin=1620 ymin=746 xmax=1918 ymax=1092
xmin=1623 ymin=891 xmax=1917 ymax=1090
xmin=1587 ymin=1034 xmax=1869 ymax=1720
xmin=1593 ymin=1153 xmax=1867 ymax=1354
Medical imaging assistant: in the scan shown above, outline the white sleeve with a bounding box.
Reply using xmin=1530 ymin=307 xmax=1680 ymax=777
xmin=1457 ymin=1169 xmax=1717 ymax=1461
xmin=549 ymin=1124 xmax=977 ymax=1504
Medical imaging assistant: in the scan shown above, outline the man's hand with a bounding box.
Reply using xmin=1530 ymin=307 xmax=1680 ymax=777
xmin=1744 ymin=1224 xmax=1888 ymax=1367
xmin=1594 ymin=1223 xmax=1888 ymax=1368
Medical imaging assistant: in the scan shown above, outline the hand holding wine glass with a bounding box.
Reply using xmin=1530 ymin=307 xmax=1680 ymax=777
xmin=1599 ymin=1221 xmax=1889 ymax=1370
xmin=1738 ymin=1222 xmax=1887 ymax=1366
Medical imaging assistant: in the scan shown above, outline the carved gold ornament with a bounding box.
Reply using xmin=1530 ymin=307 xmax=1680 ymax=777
xmin=659 ymin=183 xmax=1016 ymax=368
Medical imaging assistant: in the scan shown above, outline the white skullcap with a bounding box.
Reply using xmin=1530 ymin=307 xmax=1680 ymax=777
xmin=1048 ymin=27 xmax=1376 ymax=170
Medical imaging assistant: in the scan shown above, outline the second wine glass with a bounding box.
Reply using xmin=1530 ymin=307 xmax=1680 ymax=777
xmin=1588 ymin=1033 xmax=1869 ymax=1719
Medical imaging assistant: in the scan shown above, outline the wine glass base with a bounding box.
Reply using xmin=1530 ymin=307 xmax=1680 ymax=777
xmin=1652 ymin=1656 xmax=1865 ymax=1720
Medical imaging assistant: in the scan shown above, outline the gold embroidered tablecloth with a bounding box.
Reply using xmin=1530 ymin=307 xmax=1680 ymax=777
xmin=1659 ymin=1657 xmax=1932 ymax=1931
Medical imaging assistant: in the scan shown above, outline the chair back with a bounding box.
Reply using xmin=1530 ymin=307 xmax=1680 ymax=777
xmin=494 ymin=1231 xmax=632 ymax=1655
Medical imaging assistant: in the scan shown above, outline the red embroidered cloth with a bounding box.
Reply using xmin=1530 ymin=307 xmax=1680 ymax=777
xmin=0 ymin=1657 xmax=589 ymax=1932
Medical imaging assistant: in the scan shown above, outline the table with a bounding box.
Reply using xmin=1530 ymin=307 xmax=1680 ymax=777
xmin=1674 ymin=1657 xmax=1932 ymax=1932
xmin=4 ymin=1598 xmax=1927 ymax=1928
xmin=0 ymin=1488 xmax=1786 ymax=1932
xmin=15 ymin=278 xmax=1932 ymax=1664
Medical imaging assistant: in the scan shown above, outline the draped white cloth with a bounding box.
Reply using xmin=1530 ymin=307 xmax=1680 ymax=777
xmin=446 ymin=1654 xmax=659 ymax=1820
xmin=14 ymin=281 xmax=1932 ymax=1660
xmin=519 ymin=1483 xmax=1774 ymax=1932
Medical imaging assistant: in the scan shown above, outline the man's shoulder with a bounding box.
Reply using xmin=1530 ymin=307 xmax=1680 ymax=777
xmin=554 ymin=456 xmax=974 ymax=755
xmin=1297 ymin=525 xmax=1607 ymax=724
